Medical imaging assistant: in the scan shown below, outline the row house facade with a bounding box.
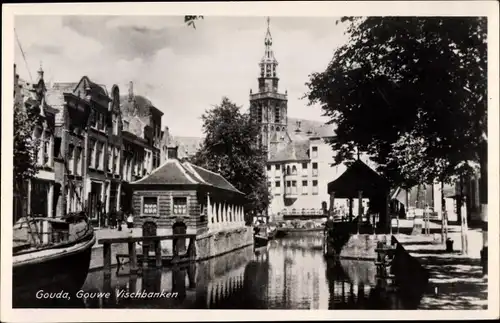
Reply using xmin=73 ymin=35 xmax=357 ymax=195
xmin=37 ymin=75 xmax=166 ymax=224
xmin=14 ymin=64 xmax=59 ymax=221
xmin=119 ymin=81 xmax=164 ymax=213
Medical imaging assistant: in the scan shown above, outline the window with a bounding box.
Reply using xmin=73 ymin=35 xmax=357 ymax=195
xmin=286 ymin=166 xmax=291 ymax=175
xmin=302 ymin=163 xmax=308 ymax=176
xmin=112 ymin=116 xmax=118 ymax=135
xmin=89 ymin=139 xmax=96 ymax=168
xmin=312 ymin=162 xmax=318 ymax=176
xmin=114 ymin=148 xmax=119 ymax=175
xmin=275 ymin=164 xmax=281 ymax=177
xmin=292 ymin=181 xmax=297 ymax=194
xmin=286 ymin=181 xmax=291 ymax=195
xmin=292 ymin=166 xmax=297 ymax=175
xmin=257 ymin=106 xmax=263 ymax=123
xmin=302 ymin=180 xmax=308 ymax=194
xmin=143 ymin=197 xmax=158 ymax=215
xmin=108 ymin=146 xmax=113 ymax=172
xmin=268 ymin=181 xmax=271 ymax=188
xmin=76 ymin=147 xmax=83 ymax=176
xmin=267 ymin=165 xmax=271 ymax=171
xmin=90 ymin=109 xmax=97 ymax=128
xmin=67 ymin=145 xmax=74 ymax=174
xmin=43 ymin=132 xmax=50 ymax=165
xmin=312 ymin=180 xmax=318 ymax=194
xmin=173 ymin=197 xmax=188 ymax=215
xmin=97 ymin=113 xmax=104 ymax=130
xmin=96 ymin=142 xmax=104 ymax=170
xmin=312 ymin=146 xmax=318 ymax=158
xmin=274 ymin=107 xmax=280 ymax=123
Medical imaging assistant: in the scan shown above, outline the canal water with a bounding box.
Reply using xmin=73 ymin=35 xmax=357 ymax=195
xmin=19 ymin=234 xmax=427 ymax=309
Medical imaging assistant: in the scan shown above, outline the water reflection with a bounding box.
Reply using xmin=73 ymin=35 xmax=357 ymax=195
xmin=18 ymin=235 xmax=424 ymax=309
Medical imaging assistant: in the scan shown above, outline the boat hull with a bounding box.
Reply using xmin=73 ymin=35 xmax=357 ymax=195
xmin=254 ymin=235 xmax=268 ymax=248
xmin=12 ymin=234 xmax=95 ymax=308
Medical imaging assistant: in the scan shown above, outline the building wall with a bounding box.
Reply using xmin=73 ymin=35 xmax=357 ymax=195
xmin=131 ymin=189 xmax=203 ymax=229
xmin=266 ymin=138 xmax=349 ymax=216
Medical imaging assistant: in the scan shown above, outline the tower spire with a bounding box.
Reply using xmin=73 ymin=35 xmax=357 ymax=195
xmin=265 ymin=17 xmax=271 ymax=46
xmin=258 ymin=16 xmax=279 ymax=93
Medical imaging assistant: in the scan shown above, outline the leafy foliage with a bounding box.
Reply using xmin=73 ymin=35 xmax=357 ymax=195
xmin=185 ymin=16 xmax=204 ymax=29
xmin=14 ymin=102 xmax=41 ymax=191
xmin=305 ymin=17 xmax=487 ymax=188
xmin=189 ymin=97 xmax=271 ymax=215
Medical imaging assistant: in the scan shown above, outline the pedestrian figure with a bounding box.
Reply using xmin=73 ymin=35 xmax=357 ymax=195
xmin=126 ymin=212 xmax=134 ymax=234
xmin=109 ymin=208 xmax=117 ymax=229
xmin=116 ymin=207 xmax=124 ymax=231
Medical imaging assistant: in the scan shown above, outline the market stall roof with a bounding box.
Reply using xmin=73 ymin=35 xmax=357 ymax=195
xmin=130 ymin=159 xmax=244 ymax=196
xmin=327 ymin=159 xmax=390 ymax=198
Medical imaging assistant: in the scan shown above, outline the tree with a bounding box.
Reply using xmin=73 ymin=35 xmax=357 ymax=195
xmin=189 ymin=97 xmax=271 ymax=218
xmin=305 ymin=17 xmax=487 ymax=255
xmin=13 ymin=99 xmax=41 ymax=221
xmin=185 ymin=16 xmax=204 ymax=29
xmin=305 ymin=17 xmax=486 ymax=190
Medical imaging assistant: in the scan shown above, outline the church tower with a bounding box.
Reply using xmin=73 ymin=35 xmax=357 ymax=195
xmin=250 ymin=17 xmax=288 ymax=153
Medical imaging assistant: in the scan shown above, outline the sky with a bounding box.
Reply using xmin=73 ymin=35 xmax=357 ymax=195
xmin=14 ymin=15 xmax=350 ymax=137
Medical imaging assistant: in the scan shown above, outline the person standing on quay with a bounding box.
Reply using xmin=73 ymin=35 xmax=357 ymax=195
xmin=126 ymin=211 xmax=134 ymax=234
xmin=116 ymin=207 xmax=124 ymax=231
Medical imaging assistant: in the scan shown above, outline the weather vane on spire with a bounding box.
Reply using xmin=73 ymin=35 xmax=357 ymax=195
xmin=267 ymin=16 xmax=270 ymax=29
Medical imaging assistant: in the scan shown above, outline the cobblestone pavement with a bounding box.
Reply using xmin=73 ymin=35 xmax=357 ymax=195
xmin=396 ymin=228 xmax=488 ymax=310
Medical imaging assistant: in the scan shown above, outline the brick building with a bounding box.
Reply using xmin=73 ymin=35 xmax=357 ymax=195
xmin=14 ymin=64 xmax=59 ymax=220
xmin=119 ymin=81 xmax=164 ymax=212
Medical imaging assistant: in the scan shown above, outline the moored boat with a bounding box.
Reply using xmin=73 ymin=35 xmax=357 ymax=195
xmin=254 ymin=234 xmax=269 ymax=248
xmin=12 ymin=213 xmax=96 ymax=308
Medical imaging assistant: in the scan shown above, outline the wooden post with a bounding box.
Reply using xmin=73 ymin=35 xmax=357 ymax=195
xmin=103 ymin=242 xmax=112 ymax=275
xmin=188 ymin=236 xmax=196 ymax=261
xmin=349 ymin=198 xmax=353 ymax=222
xmin=329 ymin=192 xmax=335 ymax=217
xmin=357 ymin=191 xmax=363 ymax=234
xmin=142 ymin=242 xmax=149 ymax=269
xmin=173 ymin=238 xmax=179 ymax=263
xmin=128 ymin=241 xmax=138 ymax=273
xmin=155 ymin=240 xmax=162 ymax=268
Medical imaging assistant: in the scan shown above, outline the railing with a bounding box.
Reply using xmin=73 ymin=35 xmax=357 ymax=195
xmin=281 ymin=208 xmax=325 ymax=216
xmin=13 ymin=214 xmax=92 ymax=252
xmin=98 ymin=234 xmax=197 ymax=275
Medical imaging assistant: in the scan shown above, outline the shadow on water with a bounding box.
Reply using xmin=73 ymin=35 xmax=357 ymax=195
xmin=16 ymin=234 xmax=427 ymax=309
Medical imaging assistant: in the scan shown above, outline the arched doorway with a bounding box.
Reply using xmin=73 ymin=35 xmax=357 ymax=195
xmin=172 ymin=221 xmax=187 ymax=254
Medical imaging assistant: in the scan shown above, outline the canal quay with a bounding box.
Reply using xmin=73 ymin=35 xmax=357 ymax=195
xmin=14 ymin=224 xmax=487 ymax=310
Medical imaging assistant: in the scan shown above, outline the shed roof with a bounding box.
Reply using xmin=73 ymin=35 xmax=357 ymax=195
xmin=327 ymin=159 xmax=390 ymax=198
